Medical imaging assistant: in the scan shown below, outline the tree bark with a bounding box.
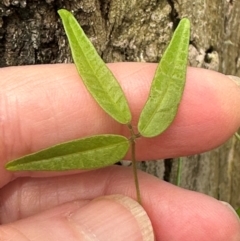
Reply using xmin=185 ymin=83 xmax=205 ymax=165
xmin=0 ymin=0 xmax=240 ymax=209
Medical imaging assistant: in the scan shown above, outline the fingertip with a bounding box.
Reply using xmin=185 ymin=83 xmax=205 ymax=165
xmin=141 ymin=178 xmax=240 ymax=241
xmin=219 ymin=201 xmax=240 ymax=221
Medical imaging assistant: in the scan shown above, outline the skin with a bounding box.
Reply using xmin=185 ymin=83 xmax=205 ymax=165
xmin=0 ymin=63 xmax=240 ymax=240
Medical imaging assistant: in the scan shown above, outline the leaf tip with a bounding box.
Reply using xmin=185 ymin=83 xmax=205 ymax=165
xmin=58 ymin=9 xmax=73 ymax=22
xmin=178 ymin=18 xmax=191 ymax=32
xmin=57 ymin=9 xmax=67 ymax=16
xmin=180 ymin=17 xmax=190 ymax=24
xmin=5 ymin=162 xmax=16 ymax=171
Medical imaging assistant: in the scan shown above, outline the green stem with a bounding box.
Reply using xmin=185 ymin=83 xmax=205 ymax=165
xmin=176 ymin=157 xmax=183 ymax=186
xmin=131 ymin=139 xmax=142 ymax=205
xmin=128 ymin=123 xmax=142 ymax=205
xmin=235 ymin=132 xmax=240 ymax=141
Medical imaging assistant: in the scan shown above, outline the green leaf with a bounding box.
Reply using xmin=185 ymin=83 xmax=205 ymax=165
xmin=138 ymin=18 xmax=190 ymax=137
xmin=5 ymin=135 xmax=129 ymax=171
xmin=58 ymin=9 xmax=131 ymax=124
xmin=236 ymin=207 xmax=240 ymax=218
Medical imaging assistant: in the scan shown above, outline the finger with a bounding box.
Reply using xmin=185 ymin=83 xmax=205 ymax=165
xmin=0 ymin=194 xmax=153 ymax=241
xmin=1 ymin=166 xmax=239 ymax=241
xmin=1 ymin=64 xmax=239 ymax=161
xmin=1 ymin=64 xmax=240 ymax=182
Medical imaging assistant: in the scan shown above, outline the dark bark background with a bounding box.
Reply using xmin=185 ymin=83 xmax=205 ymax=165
xmin=0 ymin=0 xmax=240 ymax=209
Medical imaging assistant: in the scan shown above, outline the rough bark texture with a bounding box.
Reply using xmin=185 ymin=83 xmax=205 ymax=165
xmin=0 ymin=0 xmax=240 ymax=208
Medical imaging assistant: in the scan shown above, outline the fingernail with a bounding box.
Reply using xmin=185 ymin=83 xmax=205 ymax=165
xmin=70 ymin=194 xmax=154 ymax=241
xmin=227 ymin=75 xmax=240 ymax=87
xmin=219 ymin=201 xmax=240 ymax=220
xmin=102 ymin=195 xmax=154 ymax=240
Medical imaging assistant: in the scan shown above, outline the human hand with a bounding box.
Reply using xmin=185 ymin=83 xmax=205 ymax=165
xmin=0 ymin=63 xmax=240 ymax=240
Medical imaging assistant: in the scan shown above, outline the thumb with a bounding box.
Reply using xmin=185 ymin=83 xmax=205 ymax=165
xmin=0 ymin=195 xmax=154 ymax=241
